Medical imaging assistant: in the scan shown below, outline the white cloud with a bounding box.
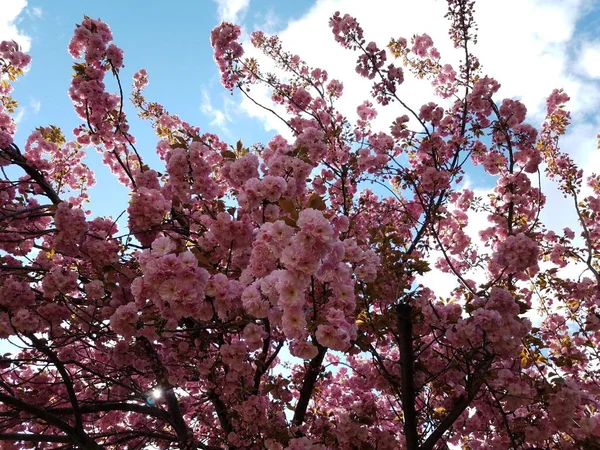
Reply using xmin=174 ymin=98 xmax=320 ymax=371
xmin=29 ymin=6 xmax=42 ymax=18
xmin=250 ymin=8 xmax=281 ymax=34
xmin=13 ymin=106 xmax=25 ymax=124
xmin=29 ymin=98 xmax=41 ymax=114
xmin=214 ymin=0 xmax=250 ymax=23
xmin=578 ymin=42 xmax=600 ymax=79
xmin=200 ymin=88 xmax=230 ymax=132
xmin=8 ymin=100 xmax=40 ymax=126
xmin=235 ymin=0 xmax=593 ymax=133
xmin=537 ymin=117 xmax=600 ymax=233
xmin=0 ymin=0 xmax=31 ymax=51
xmin=238 ymin=0 xmax=449 ymax=137
xmin=474 ymin=0 xmax=592 ymax=120
xmin=234 ymin=0 xmax=599 ymax=197
xmin=230 ymin=0 xmax=600 ymax=300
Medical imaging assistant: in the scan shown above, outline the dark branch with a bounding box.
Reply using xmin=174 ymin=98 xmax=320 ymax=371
xmin=397 ymin=303 xmax=419 ymax=450
xmin=27 ymin=334 xmax=83 ymax=432
xmin=3 ymin=143 xmax=61 ymax=205
xmin=0 ymin=433 xmax=71 ymax=443
xmin=420 ymin=356 xmax=493 ymax=450
xmin=0 ymin=392 xmax=103 ymax=449
xmin=292 ymin=343 xmax=327 ymax=431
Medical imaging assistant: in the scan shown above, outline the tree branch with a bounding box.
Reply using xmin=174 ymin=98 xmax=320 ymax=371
xmin=419 ymin=356 xmax=493 ymax=450
xmin=138 ymin=337 xmax=193 ymax=448
xmin=3 ymin=143 xmax=61 ymax=205
xmin=0 ymin=433 xmax=71 ymax=443
xmin=292 ymin=343 xmax=327 ymax=432
xmin=0 ymin=392 xmax=103 ymax=449
xmin=397 ymin=303 xmax=419 ymax=450
xmin=27 ymin=334 xmax=83 ymax=432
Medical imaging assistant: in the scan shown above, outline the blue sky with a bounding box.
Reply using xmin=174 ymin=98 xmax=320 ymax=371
xmin=2 ymin=0 xmax=315 ymax=217
xmin=2 ymin=0 xmax=600 ymax=297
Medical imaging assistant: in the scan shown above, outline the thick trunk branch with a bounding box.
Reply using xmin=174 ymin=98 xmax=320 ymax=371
xmin=292 ymin=344 xmax=327 ymax=431
xmin=139 ymin=337 xmax=193 ymax=448
xmin=397 ymin=303 xmax=419 ymax=450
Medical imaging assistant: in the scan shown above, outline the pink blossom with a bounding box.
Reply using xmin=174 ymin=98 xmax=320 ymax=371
xmin=290 ymin=340 xmax=319 ymax=359
xmin=315 ymin=324 xmax=350 ymax=351
xmin=494 ymin=233 xmax=539 ymax=273
xmin=329 ymin=12 xmax=364 ymax=49
xmin=109 ymin=302 xmax=139 ymax=339
xmin=412 ymin=34 xmax=434 ymax=57
xmin=242 ymin=323 xmax=265 ymax=345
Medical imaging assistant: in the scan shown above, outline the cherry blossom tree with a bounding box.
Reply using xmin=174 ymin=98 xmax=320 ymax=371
xmin=1 ymin=1 xmax=599 ymax=448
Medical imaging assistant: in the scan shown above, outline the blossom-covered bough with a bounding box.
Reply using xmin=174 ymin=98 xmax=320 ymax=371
xmin=0 ymin=0 xmax=599 ymax=448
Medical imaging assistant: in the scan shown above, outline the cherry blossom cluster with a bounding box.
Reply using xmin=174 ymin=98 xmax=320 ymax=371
xmin=68 ymin=17 xmax=140 ymax=187
xmin=0 ymin=41 xmax=31 ymax=149
xmin=210 ymin=22 xmax=244 ymax=89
